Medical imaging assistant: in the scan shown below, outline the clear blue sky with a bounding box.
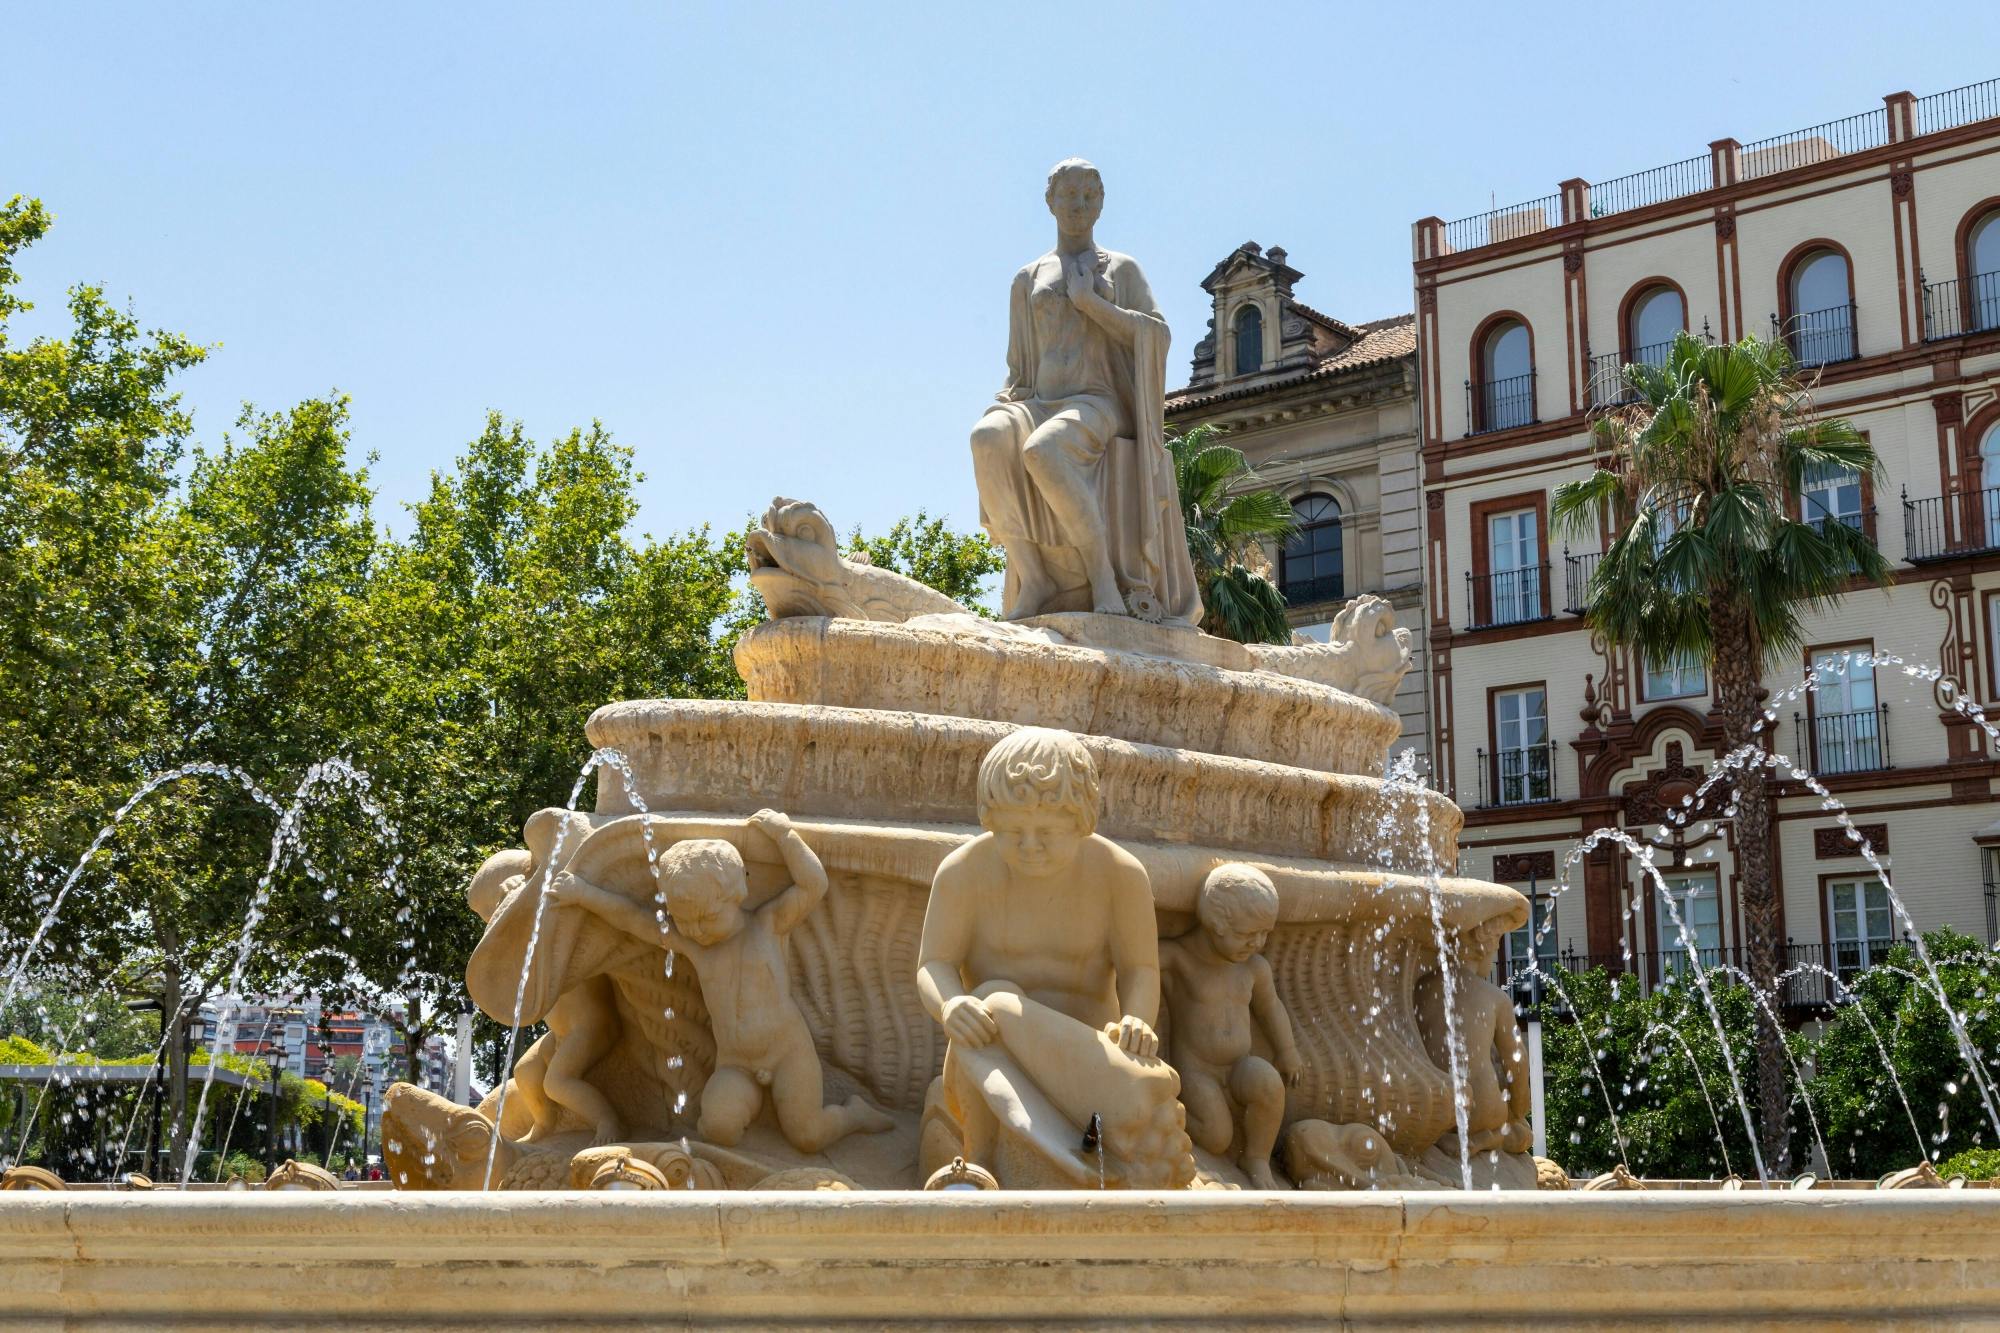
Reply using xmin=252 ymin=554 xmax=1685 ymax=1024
xmin=9 ymin=3 xmax=1986 ymax=541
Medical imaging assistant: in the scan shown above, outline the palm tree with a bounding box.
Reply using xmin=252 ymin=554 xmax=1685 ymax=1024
xmin=1167 ymin=424 xmax=1298 ymax=644
xmin=1553 ymin=331 xmax=1891 ymax=1173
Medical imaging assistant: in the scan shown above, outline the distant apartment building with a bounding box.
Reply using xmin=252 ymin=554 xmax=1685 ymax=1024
xmin=1167 ymin=242 xmax=1428 ymax=763
xmin=196 ymin=996 xmax=449 ymax=1091
xmin=1411 ymin=79 xmax=2000 ymax=1013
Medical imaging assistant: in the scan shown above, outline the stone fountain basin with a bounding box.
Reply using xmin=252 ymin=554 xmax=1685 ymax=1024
xmin=586 ymin=699 xmax=1458 ymax=873
xmin=4 ymin=1193 xmax=1996 ymax=1327
xmin=734 ymin=616 xmax=1403 ymax=776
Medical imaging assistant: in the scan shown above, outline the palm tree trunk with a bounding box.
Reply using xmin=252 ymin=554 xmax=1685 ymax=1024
xmin=1710 ymin=597 xmax=1791 ymax=1176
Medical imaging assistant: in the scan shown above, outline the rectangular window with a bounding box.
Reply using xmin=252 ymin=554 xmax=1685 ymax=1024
xmin=1486 ymin=509 xmax=1542 ymax=624
xmin=1659 ymin=872 xmax=1722 ymax=974
xmin=1643 ymin=649 xmax=1708 ymax=701
xmin=1492 ymin=686 xmax=1550 ymax=805
xmin=1810 ymin=648 xmax=1882 ymax=774
xmin=1801 ymin=462 xmax=1864 ymax=533
xmin=1828 ymin=878 xmax=1894 ymax=978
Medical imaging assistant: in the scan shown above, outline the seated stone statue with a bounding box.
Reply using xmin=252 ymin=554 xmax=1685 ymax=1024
xmin=1160 ymin=864 xmax=1301 ymax=1188
xmin=969 ymin=158 xmax=1200 ymax=625
xmin=554 ymin=809 xmax=894 ymax=1154
xmin=916 ymin=727 xmax=1194 ymax=1188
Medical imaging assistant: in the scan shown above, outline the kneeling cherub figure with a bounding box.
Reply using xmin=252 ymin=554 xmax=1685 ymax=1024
xmin=1161 ymin=863 xmax=1302 ymax=1189
xmin=555 ymin=809 xmax=893 ymax=1154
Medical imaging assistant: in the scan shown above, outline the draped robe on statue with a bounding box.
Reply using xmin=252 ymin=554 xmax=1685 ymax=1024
xmin=977 ymin=250 xmax=1202 ymax=626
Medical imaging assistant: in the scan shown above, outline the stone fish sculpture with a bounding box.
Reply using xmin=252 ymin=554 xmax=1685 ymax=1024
xmin=390 ymin=159 xmax=1535 ymax=1195
xmin=746 ymin=497 xmax=967 ymax=623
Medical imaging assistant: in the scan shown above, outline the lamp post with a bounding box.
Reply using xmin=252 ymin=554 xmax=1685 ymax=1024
xmin=124 ymin=998 xmax=166 ymax=1180
xmin=1495 ymin=854 xmax=1559 ymax=1161
xmin=267 ymin=1036 xmax=287 ymax=1169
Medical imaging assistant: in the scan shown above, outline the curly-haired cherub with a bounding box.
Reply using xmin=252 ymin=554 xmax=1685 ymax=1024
xmin=553 ymin=809 xmax=892 ymax=1153
xmin=1160 ymin=863 xmax=1302 ymax=1189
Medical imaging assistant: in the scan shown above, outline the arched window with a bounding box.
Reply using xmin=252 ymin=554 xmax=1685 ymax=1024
xmin=1474 ymin=317 xmax=1534 ymax=433
xmin=1785 ymin=247 xmax=1855 ymax=365
xmin=1981 ymin=422 xmax=2000 ymax=548
xmin=1234 ymin=304 xmax=1264 ymax=375
xmin=1281 ymin=492 xmax=1342 ymax=605
xmin=1968 ymin=209 xmax=2000 ymax=333
xmin=1627 ymin=284 xmax=1684 ymax=367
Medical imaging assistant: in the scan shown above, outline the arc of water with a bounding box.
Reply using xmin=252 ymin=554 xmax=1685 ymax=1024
xmin=1 ymin=764 xmax=285 ymax=1016
xmin=1515 ymin=964 xmax=1632 ymax=1167
xmin=1567 ymin=826 xmax=1769 ymax=1183
xmin=6 ymin=960 xmax=160 ymax=1175
xmin=1376 ymin=758 xmax=1473 ymax=1190
xmin=206 ymin=1008 xmax=280 ymax=1180
xmin=1695 ymin=961 xmax=1829 ymax=1171
xmin=1635 ymin=1018 xmax=1734 ymax=1178
xmin=1681 ymin=739 xmax=2000 ymax=1143
xmin=181 ymin=758 xmax=404 ymax=1183
xmin=1773 ymin=959 xmax=1928 ymax=1162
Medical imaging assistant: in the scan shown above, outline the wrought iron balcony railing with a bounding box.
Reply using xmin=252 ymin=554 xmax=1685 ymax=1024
xmin=1465 ymin=371 xmax=1537 ymax=435
xmin=1562 ymin=549 xmax=1601 ymax=615
xmin=1475 ymin=740 xmax=1558 ymax=809
xmin=1921 ymin=271 xmax=2000 ymax=342
xmin=1279 ymin=572 xmax=1344 ymax=608
xmin=1774 ymin=304 xmax=1858 ymax=367
xmin=1466 ymin=564 xmax=1550 ymax=630
xmin=1903 ymin=484 xmax=2000 ymax=562
xmin=1795 ymin=704 xmax=1891 ymax=776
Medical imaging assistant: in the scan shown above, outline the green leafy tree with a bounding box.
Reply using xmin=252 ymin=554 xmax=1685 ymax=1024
xmin=1552 ymin=333 xmax=1893 ymax=1172
xmin=1538 ymin=963 xmax=1776 ymax=1180
xmin=1165 ymin=424 xmax=1297 ymax=644
xmin=343 ymin=415 xmax=744 ymax=1079
xmin=1805 ymin=928 xmax=2000 ymax=1180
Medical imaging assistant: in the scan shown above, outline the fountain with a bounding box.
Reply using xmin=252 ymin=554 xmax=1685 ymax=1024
xmin=4 ymin=160 xmax=1998 ymax=1327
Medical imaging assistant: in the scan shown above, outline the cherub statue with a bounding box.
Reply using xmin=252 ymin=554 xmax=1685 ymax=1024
xmin=466 ymin=811 xmax=623 ymax=1144
xmin=553 ymin=810 xmax=894 ymax=1154
xmin=1160 ymin=863 xmax=1302 ymax=1188
xmin=916 ymin=726 xmax=1194 ymax=1188
xmin=1416 ymin=916 xmax=1531 ymax=1159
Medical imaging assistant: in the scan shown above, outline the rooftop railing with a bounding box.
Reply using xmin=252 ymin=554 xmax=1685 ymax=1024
xmin=1441 ymin=194 xmax=1561 ymax=254
xmin=1587 ymin=155 xmax=1714 ymax=219
xmin=1916 ymin=77 xmax=2000 ymax=136
xmin=1432 ymin=79 xmax=1997 ymax=257
xmin=1740 ymin=107 xmax=1888 ymax=180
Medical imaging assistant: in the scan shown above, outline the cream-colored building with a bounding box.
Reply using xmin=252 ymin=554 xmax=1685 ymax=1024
xmin=1167 ymin=242 xmax=1427 ymax=762
xmin=1411 ymin=79 xmax=2000 ymax=1006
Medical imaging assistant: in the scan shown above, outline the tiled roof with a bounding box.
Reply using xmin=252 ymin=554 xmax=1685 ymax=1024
xmin=1167 ymin=314 xmax=1415 ymax=413
xmin=1286 ymin=300 xmax=1359 ymax=341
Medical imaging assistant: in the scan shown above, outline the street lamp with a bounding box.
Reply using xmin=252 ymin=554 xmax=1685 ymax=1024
xmin=267 ymin=1036 xmax=287 ymax=1169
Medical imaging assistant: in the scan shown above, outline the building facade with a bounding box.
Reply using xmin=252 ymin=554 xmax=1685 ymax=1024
xmin=1412 ymin=79 xmax=2000 ymax=1012
xmin=1167 ymin=242 xmax=1428 ymax=763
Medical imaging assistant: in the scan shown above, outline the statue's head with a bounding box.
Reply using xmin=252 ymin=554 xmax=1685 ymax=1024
xmin=1045 ymin=158 xmax=1104 ymax=232
xmin=661 ymin=838 xmax=748 ymax=945
xmin=977 ymin=727 xmax=1099 ymax=879
xmin=1196 ymin=863 xmax=1280 ymax=962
